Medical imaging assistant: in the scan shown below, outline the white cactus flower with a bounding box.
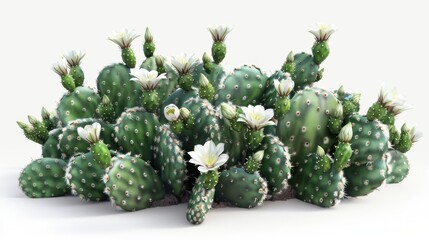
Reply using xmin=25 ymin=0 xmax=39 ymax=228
xmin=410 ymin=126 xmax=422 ymax=143
xmin=77 ymin=122 xmax=101 ymax=144
xmin=208 ymin=25 xmax=232 ymax=42
xmin=164 ymin=104 xmax=180 ymax=122
xmin=108 ymin=29 xmax=139 ymax=49
xmin=63 ymin=50 xmax=86 ymax=67
xmin=188 ymin=140 xmax=229 ymax=173
xmin=52 ymin=60 xmax=68 ymax=76
xmin=339 ymin=123 xmax=353 ymax=142
xmin=171 ymin=54 xmax=198 ymax=75
xmin=378 ymin=86 xmax=412 ymax=115
xmin=308 ymin=23 xmax=336 ymax=42
xmin=273 ymin=77 xmax=294 ymax=97
xmin=238 ymin=105 xmax=275 ymax=130
xmin=130 ymin=68 xmax=167 ymax=90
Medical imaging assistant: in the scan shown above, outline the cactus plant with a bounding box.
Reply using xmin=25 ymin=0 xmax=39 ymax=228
xmin=16 ymin=25 xmax=421 ymax=225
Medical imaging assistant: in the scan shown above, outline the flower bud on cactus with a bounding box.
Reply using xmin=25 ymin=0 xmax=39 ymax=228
xmin=203 ymin=52 xmax=214 ymax=74
xmin=328 ymin=104 xmax=344 ymax=134
xmin=221 ymin=103 xmax=237 ymax=120
xmin=335 ymin=123 xmax=353 ymax=171
xmin=199 ymin=74 xmax=215 ymax=101
xmin=96 ymin=95 xmax=115 ymax=123
xmin=244 ymin=150 xmax=264 ymax=174
xmin=281 ymin=51 xmax=296 ymax=75
xmin=144 ymin=27 xmax=155 ymax=58
xmin=154 ymin=55 xmax=166 ymax=74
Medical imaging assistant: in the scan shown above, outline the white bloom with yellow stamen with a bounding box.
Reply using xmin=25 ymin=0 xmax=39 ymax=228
xmin=188 ymin=140 xmax=229 ymax=173
xmin=308 ymin=23 xmax=336 ymax=42
xmin=378 ymin=86 xmax=412 ymax=115
xmin=171 ymin=54 xmax=198 ymax=75
xmin=77 ymin=122 xmax=101 ymax=144
xmin=208 ymin=25 xmax=232 ymax=42
xmin=63 ymin=50 xmax=86 ymax=67
xmin=274 ymin=77 xmax=294 ymax=97
xmin=164 ymin=104 xmax=180 ymax=122
xmin=410 ymin=126 xmax=422 ymax=143
xmin=52 ymin=60 xmax=68 ymax=76
xmin=130 ymin=68 xmax=166 ymax=90
xmin=238 ymin=105 xmax=275 ymax=130
xmin=108 ymin=29 xmax=139 ymax=49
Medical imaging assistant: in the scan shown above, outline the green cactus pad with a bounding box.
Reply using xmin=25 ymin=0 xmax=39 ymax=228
xmin=291 ymin=53 xmax=320 ymax=91
xmin=346 ymin=114 xmax=389 ymax=165
xmin=214 ymin=65 xmax=268 ymax=106
xmin=104 ymin=154 xmax=165 ymax=211
xmin=65 ymin=152 xmax=108 ymax=201
xmin=291 ymin=152 xmax=346 ymax=208
xmin=259 ymin=135 xmax=292 ymax=195
xmin=97 ymin=63 xmax=142 ymax=118
xmin=114 ymin=108 xmax=160 ymax=162
xmin=344 ymin=157 xmax=387 ymax=197
xmin=19 ymin=158 xmax=69 ymax=198
xmin=186 ymin=176 xmax=215 ymax=225
xmin=42 ymin=128 xmax=62 ymax=159
xmin=215 ymin=167 xmax=268 ymax=208
xmin=152 ymin=125 xmax=186 ymax=197
xmin=386 ymin=149 xmax=410 ymax=184
xmin=261 ymin=70 xmax=291 ymax=109
xmin=58 ymin=118 xmax=116 ymax=160
xmin=57 ymin=86 xmax=101 ymax=125
xmin=277 ymin=87 xmax=341 ymax=167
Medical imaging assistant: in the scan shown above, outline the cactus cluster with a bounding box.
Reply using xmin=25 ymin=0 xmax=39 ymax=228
xmin=17 ymin=24 xmax=421 ymax=225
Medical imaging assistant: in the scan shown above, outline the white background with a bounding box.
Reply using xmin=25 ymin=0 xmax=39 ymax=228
xmin=0 ymin=0 xmax=428 ymax=239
